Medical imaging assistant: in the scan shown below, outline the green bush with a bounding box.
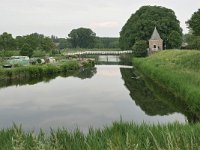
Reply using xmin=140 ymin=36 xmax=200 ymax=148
xmin=132 ymin=40 xmax=148 ymax=57
xmin=32 ymin=50 xmax=46 ymax=57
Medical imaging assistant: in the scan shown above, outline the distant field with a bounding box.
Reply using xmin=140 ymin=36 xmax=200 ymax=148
xmin=133 ymin=50 xmax=200 ymax=113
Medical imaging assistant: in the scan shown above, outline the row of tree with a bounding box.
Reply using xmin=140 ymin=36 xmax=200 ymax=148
xmin=0 ymin=33 xmax=55 ymax=52
xmin=0 ymin=29 xmax=119 ymax=57
xmin=0 ymin=33 xmax=56 ymax=57
xmin=51 ymin=29 xmax=119 ymax=49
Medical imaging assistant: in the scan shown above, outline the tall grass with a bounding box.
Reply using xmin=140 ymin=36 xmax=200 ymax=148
xmin=0 ymin=122 xmax=200 ymax=149
xmin=133 ymin=50 xmax=200 ymax=113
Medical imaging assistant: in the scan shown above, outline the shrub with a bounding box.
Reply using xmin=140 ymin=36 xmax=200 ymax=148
xmin=168 ymin=30 xmax=182 ymax=49
xmin=132 ymin=40 xmax=148 ymax=57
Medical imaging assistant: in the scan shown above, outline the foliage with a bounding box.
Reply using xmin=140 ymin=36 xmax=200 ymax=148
xmin=133 ymin=50 xmax=200 ymax=112
xmin=0 ymin=122 xmax=200 ymax=149
xmin=51 ymin=36 xmax=119 ymax=49
xmin=32 ymin=50 xmax=46 ymax=57
xmin=0 ymin=32 xmax=15 ymax=51
xmin=51 ymin=36 xmax=72 ymax=49
xmin=132 ymin=40 xmax=148 ymax=57
xmin=0 ymin=50 xmax=20 ymax=57
xmin=68 ymin=28 xmax=96 ymax=48
xmin=40 ymin=37 xmax=56 ymax=52
xmin=187 ymin=9 xmax=200 ymax=36
xmin=0 ymin=33 xmax=56 ymax=54
xmin=0 ymin=60 xmax=95 ymax=81
xmin=119 ymin=6 xmax=182 ymax=49
xmin=185 ymin=34 xmax=200 ymax=50
xmin=95 ymin=37 xmax=119 ymax=48
xmin=168 ymin=30 xmax=182 ymax=49
xmin=20 ymin=44 xmax=33 ymax=57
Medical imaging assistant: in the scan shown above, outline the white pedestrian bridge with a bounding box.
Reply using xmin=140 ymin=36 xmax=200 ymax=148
xmin=66 ymin=50 xmax=132 ymax=56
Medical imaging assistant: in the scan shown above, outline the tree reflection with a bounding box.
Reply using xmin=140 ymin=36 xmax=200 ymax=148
xmin=0 ymin=68 xmax=97 ymax=89
xmin=120 ymin=68 xmax=200 ymax=123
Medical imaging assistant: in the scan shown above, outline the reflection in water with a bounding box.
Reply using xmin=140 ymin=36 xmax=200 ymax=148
xmin=0 ymin=68 xmax=97 ymax=90
xmin=0 ymin=65 xmax=188 ymax=132
xmin=81 ymin=54 xmax=133 ymax=66
xmin=120 ymin=68 xmax=200 ymax=123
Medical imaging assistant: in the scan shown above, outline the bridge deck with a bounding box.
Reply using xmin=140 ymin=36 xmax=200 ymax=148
xmin=66 ymin=50 xmax=132 ymax=56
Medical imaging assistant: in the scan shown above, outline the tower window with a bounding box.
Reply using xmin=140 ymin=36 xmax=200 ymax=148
xmin=154 ymin=45 xmax=156 ymax=48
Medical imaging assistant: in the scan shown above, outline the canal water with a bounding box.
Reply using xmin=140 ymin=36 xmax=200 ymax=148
xmin=0 ymin=55 xmax=191 ymax=132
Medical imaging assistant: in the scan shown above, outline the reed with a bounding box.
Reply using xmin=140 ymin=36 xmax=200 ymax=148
xmin=0 ymin=122 xmax=200 ymax=150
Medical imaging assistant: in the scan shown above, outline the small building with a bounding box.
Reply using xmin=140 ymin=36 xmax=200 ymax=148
xmin=149 ymin=27 xmax=163 ymax=54
xmin=45 ymin=57 xmax=56 ymax=64
xmin=7 ymin=56 xmax=29 ymax=66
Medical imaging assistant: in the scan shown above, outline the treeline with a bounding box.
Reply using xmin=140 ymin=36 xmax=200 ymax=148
xmin=0 ymin=31 xmax=119 ymax=57
xmin=51 ymin=36 xmax=119 ymax=49
xmin=0 ymin=33 xmax=56 ymax=57
xmin=0 ymin=33 xmax=55 ymax=52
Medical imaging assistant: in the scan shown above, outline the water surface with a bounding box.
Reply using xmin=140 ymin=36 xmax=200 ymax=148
xmin=0 ymin=62 xmax=189 ymax=132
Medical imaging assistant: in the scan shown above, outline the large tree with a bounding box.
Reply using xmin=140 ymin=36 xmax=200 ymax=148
xmin=68 ymin=28 xmax=96 ymax=48
xmin=119 ymin=6 xmax=182 ymax=49
xmin=187 ymin=9 xmax=200 ymax=36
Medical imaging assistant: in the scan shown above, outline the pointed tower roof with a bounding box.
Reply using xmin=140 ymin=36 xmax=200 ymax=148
xmin=150 ymin=27 xmax=162 ymax=40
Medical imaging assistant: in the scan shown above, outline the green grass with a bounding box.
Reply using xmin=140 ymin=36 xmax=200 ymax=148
xmin=133 ymin=50 xmax=200 ymax=113
xmin=0 ymin=60 xmax=95 ymax=81
xmin=0 ymin=122 xmax=200 ymax=150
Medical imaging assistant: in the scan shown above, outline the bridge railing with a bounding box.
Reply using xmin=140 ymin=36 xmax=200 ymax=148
xmin=66 ymin=50 xmax=133 ymax=56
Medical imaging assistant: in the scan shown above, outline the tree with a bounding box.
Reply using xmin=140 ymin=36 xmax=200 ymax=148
xmin=25 ymin=33 xmax=44 ymax=50
xmin=168 ymin=31 xmax=182 ymax=49
xmin=68 ymin=28 xmax=96 ymax=48
xmin=20 ymin=44 xmax=33 ymax=57
xmin=187 ymin=9 xmax=200 ymax=36
xmin=0 ymin=32 xmax=16 ymax=50
xmin=119 ymin=6 xmax=182 ymax=49
xmin=95 ymin=37 xmax=119 ymax=48
xmin=185 ymin=34 xmax=200 ymax=50
xmin=132 ymin=40 xmax=148 ymax=57
xmin=40 ymin=37 xmax=55 ymax=52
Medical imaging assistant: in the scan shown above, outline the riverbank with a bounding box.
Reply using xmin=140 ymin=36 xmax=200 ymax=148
xmin=0 ymin=60 xmax=95 ymax=81
xmin=0 ymin=122 xmax=199 ymax=149
xmin=133 ymin=50 xmax=200 ymax=113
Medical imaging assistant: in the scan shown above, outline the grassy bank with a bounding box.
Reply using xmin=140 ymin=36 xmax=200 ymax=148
xmin=0 ymin=60 xmax=95 ymax=80
xmin=133 ymin=50 xmax=200 ymax=113
xmin=0 ymin=122 xmax=200 ymax=149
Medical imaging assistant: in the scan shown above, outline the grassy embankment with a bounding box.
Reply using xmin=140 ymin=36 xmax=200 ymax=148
xmin=0 ymin=122 xmax=200 ymax=149
xmin=0 ymin=60 xmax=95 ymax=81
xmin=133 ymin=50 xmax=200 ymax=113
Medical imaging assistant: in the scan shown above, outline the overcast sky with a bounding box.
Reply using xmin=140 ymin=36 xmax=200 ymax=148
xmin=0 ymin=0 xmax=199 ymax=38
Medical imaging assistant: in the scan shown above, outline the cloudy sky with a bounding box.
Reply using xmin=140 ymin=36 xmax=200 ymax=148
xmin=0 ymin=0 xmax=199 ymax=37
